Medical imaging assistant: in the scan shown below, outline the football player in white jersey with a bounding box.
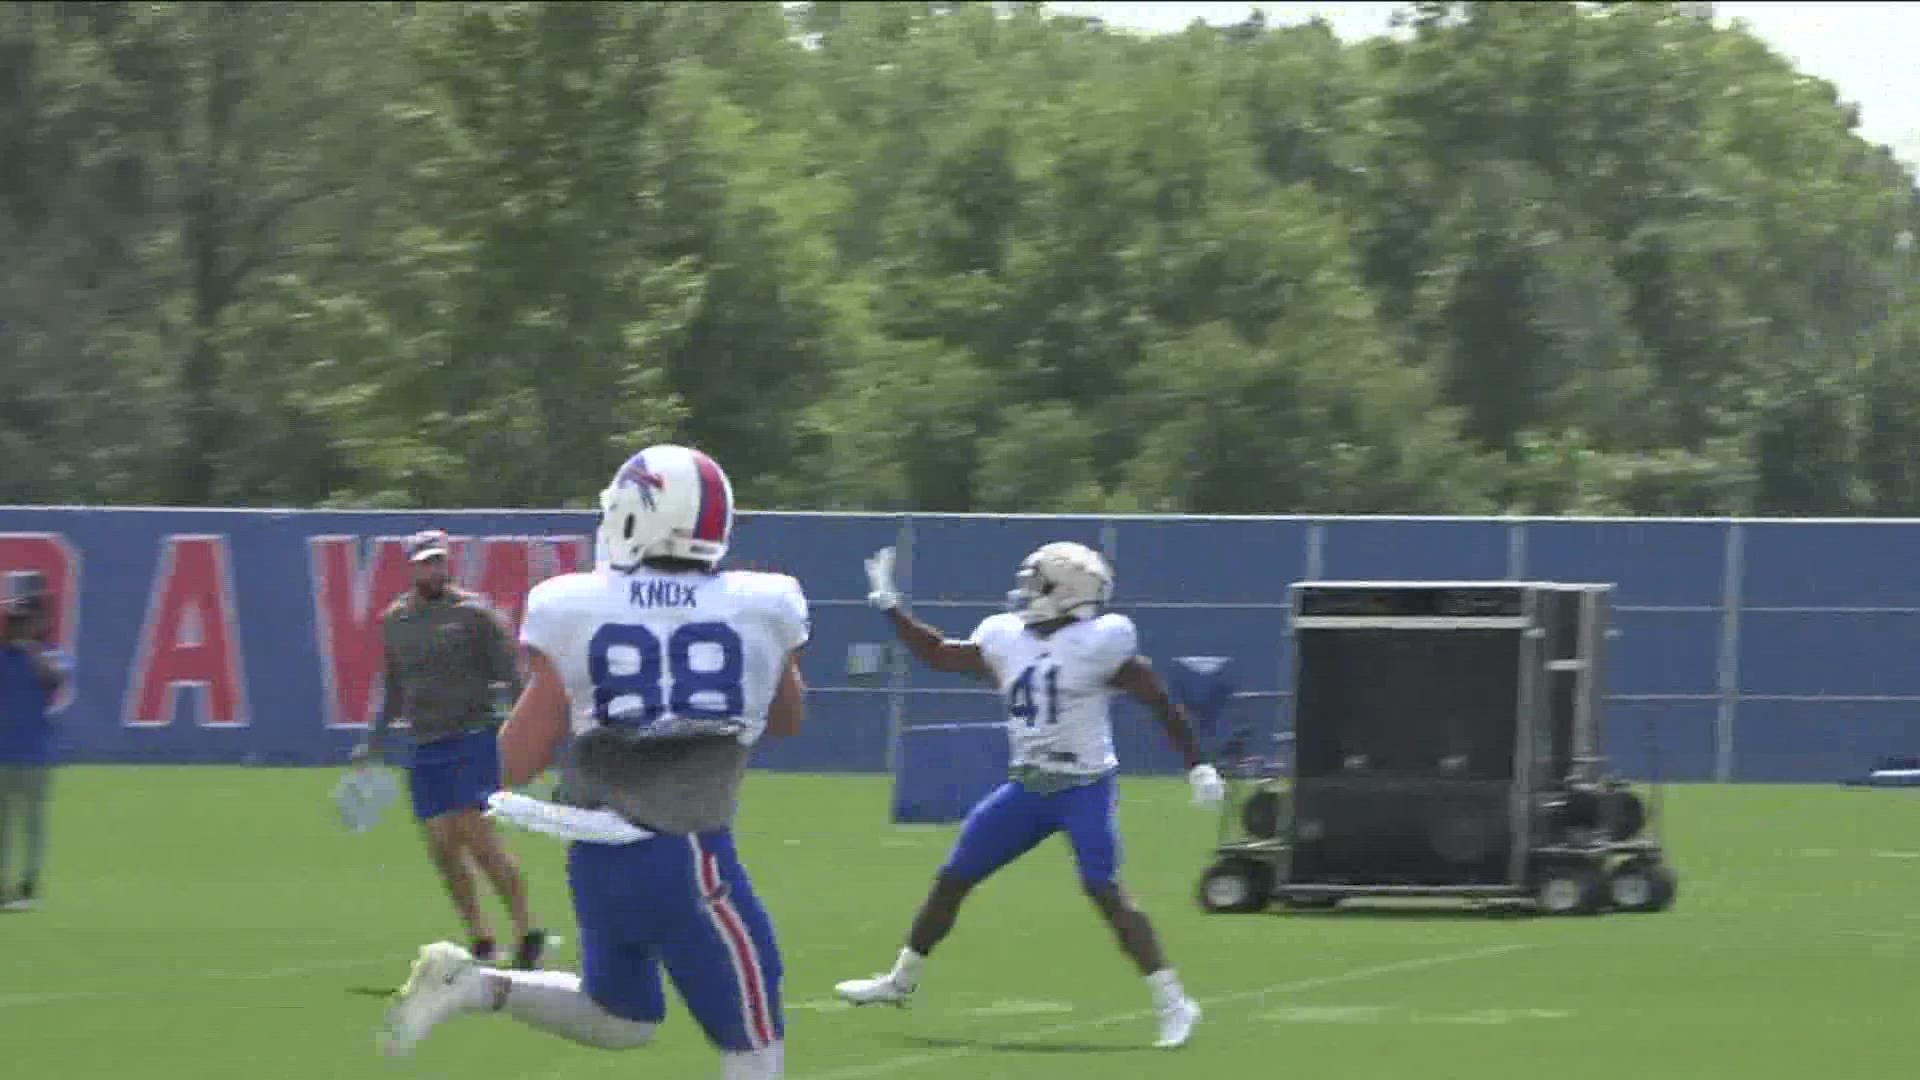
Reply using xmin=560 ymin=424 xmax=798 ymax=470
xmin=834 ymin=541 xmax=1225 ymax=1049
xmin=376 ymin=445 xmax=805 ymax=1080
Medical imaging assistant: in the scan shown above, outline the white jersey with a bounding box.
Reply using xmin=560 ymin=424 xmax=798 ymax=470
xmin=520 ymin=567 xmax=809 ymax=746
xmin=970 ymin=611 xmax=1138 ymax=776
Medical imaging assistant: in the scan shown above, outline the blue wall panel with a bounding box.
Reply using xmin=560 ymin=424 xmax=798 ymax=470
xmin=1739 ymin=611 xmax=1920 ymax=697
xmin=791 ymin=603 xmax=889 ymax=693
xmin=1522 ymin=520 xmax=1725 ymax=606
xmin=1611 ymin=609 xmax=1723 ymax=695
xmin=729 ymin=513 xmax=901 ymax=602
xmin=1735 ymin=701 xmax=1919 ymax=783
xmin=1319 ymin=520 xmax=1512 ymax=581
xmin=1108 ymin=519 xmax=1310 ymax=603
xmin=1130 ymin=608 xmax=1291 ymax=693
xmin=900 ymin=688 xmax=1002 ymax=728
xmin=909 ymin=517 xmax=1107 ymax=601
xmin=1602 ymin=701 xmax=1718 ymax=783
xmin=1742 ymin=523 xmax=1920 ymax=606
xmin=6 ymin=507 xmax=1920 ymax=782
xmin=752 ymin=688 xmax=892 ymax=773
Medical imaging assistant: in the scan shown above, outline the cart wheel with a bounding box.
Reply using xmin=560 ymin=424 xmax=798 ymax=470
xmin=1240 ymin=789 xmax=1288 ymax=839
xmin=1197 ymin=859 xmax=1272 ymax=914
xmin=1533 ymin=861 xmax=1605 ymax=916
xmin=1606 ymin=858 xmax=1677 ymax=912
xmin=1559 ymin=787 xmax=1604 ymax=830
xmin=1603 ymin=789 xmax=1647 ymax=841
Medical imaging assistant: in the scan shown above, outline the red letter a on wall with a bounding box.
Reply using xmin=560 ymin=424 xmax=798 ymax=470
xmin=124 ymin=535 xmax=250 ymax=728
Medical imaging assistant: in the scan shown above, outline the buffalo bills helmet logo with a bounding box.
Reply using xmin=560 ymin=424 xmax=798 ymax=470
xmin=616 ymin=455 xmax=667 ymax=511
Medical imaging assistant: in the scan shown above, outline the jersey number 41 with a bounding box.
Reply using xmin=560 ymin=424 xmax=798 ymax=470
xmin=1008 ymin=662 xmax=1061 ymax=728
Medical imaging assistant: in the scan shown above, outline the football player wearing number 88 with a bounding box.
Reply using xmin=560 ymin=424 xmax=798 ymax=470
xmin=836 ymin=542 xmax=1223 ymax=1050
xmin=376 ymin=444 xmax=807 ymax=1080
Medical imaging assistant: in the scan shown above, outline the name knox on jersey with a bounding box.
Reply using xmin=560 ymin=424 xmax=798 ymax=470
xmin=630 ymin=579 xmax=700 ymax=609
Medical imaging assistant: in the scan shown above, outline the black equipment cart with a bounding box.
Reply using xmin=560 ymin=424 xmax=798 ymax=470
xmin=1198 ymin=580 xmax=1677 ymax=917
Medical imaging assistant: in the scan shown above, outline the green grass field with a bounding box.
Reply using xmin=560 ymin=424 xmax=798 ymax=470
xmin=7 ymin=768 xmax=1920 ymax=1079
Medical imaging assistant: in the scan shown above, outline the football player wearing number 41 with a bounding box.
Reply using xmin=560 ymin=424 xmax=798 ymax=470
xmin=835 ymin=542 xmax=1224 ymax=1050
xmin=376 ymin=444 xmax=806 ymax=1080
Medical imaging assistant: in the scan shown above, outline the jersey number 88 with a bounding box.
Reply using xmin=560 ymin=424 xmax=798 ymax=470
xmin=587 ymin=621 xmax=745 ymax=729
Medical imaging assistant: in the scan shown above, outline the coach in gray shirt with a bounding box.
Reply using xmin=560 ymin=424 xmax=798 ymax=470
xmin=355 ymin=529 xmax=546 ymax=969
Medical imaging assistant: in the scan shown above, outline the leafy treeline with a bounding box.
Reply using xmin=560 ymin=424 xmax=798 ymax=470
xmin=3 ymin=1 xmax=1917 ymax=515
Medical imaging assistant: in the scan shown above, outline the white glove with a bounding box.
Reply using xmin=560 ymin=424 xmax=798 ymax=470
xmin=332 ymin=765 xmax=399 ymax=834
xmin=1188 ymin=764 xmax=1226 ymax=808
xmin=486 ymin=791 xmax=655 ymax=845
xmin=865 ymin=547 xmax=902 ymax=611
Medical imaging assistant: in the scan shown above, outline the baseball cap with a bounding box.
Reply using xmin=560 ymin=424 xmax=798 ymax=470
xmin=407 ymin=529 xmax=451 ymax=563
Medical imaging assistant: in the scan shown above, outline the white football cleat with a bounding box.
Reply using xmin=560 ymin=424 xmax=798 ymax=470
xmin=377 ymin=941 xmax=485 ymax=1057
xmin=1154 ymin=996 xmax=1200 ymax=1049
xmin=834 ymin=974 xmax=914 ymax=1008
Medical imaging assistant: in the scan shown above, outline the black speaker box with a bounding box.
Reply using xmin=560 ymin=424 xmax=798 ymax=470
xmin=1290 ymin=779 xmax=1515 ymax=886
xmin=1285 ymin=581 xmax=1611 ymax=889
xmin=1294 ymin=627 xmax=1522 ymax=781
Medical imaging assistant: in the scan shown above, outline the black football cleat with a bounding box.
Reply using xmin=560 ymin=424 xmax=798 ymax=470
xmin=514 ymin=929 xmax=550 ymax=971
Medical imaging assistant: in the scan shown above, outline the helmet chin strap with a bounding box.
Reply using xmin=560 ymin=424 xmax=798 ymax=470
xmin=1013 ymin=597 xmax=1093 ymax=624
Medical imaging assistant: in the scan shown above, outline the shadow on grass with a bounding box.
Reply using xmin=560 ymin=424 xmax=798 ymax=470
xmin=1263 ymin=901 xmax=1540 ymax=921
xmin=894 ymin=1034 xmax=1148 ymax=1056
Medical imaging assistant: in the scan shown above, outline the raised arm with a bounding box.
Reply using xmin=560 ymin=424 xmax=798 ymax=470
xmin=864 ymin=547 xmax=991 ymax=679
xmin=884 ymin=608 xmax=990 ymax=677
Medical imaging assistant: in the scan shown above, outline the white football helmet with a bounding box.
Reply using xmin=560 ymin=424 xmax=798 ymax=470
xmin=1008 ymin=541 xmax=1113 ymax=624
xmin=597 ymin=444 xmax=734 ymax=572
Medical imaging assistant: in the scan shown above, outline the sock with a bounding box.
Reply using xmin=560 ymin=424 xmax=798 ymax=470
xmin=890 ymin=948 xmax=925 ymax=990
xmin=1146 ymin=968 xmax=1184 ymax=1009
xmin=722 ymin=1041 xmax=785 ymax=1080
xmin=490 ymin=969 xmax=657 ymax=1049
